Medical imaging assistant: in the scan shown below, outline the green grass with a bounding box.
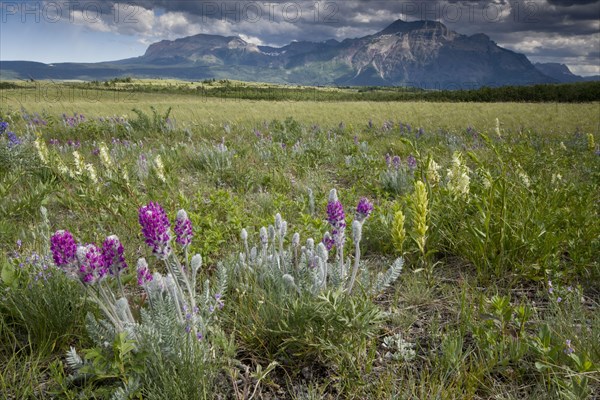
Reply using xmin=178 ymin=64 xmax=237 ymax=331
xmin=2 ymin=81 xmax=600 ymax=131
xmin=0 ymin=87 xmax=598 ymax=398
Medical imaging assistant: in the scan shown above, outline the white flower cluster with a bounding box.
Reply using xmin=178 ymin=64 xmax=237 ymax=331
xmin=154 ymin=154 xmax=166 ymax=183
xmin=99 ymin=142 xmax=113 ymax=170
xmin=426 ymin=157 xmax=441 ymax=186
xmin=34 ymin=137 xmax=49 ymax=164
xmin=72 ymin=151 xmax=85 ymax=176
xmin=446 ymin=152 xmax=471 ymax=198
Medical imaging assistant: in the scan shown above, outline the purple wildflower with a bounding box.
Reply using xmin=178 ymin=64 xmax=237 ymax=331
xmin=76 ymin=244 xmax=106 ymax=284
xmin=356 ymin=198 xmax=373 ymax=222
xmin=327 ymin=200 xmax=346 ymax=227
xmin=385 ymin=153 xmax=391 ymax=168
xmin=174 ymin=209 xmax=193 ymax=247
xmin=392 ymin=155 xmax=401 ymax=170
xmin=139 ymin=202 xmax=172 ymax=259
xmin=564 ymin=339 xmax=574 ymax=355
xmin=0 ymin=121 xmax=8 ymax=134
xmin=322 ymin=232 xmax=335 ymax=251
xmin=136 ymin=258 xmax=153 ymax=286
xmin=101 ymin=235 xmax=127 ymax=275
xmin=7 ymin=131 xmax=21 ymax=147
xmin=50 ymin=230 xmax=77 ymax=267
xmin=215 ymin=293 xmax=224 ymax=309
xmin=327 ymin=190 xmax=346 ymax=248
xmin=407 ymin=155 xmax=417 ymax=170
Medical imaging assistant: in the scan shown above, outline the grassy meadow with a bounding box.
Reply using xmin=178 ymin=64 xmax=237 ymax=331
xmin=0 ymin=81 xmax=599 ymax=399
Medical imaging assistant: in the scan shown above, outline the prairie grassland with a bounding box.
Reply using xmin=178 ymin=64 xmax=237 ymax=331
xmin=2 ymin=82 xmax=599 ymax=131
xmin=0 ymin=85 xmax=598 ymax=399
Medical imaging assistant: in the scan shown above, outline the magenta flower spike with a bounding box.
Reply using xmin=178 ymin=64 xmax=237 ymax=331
xmin=139 ymin=202 xmax=172 ymax=259
xmin=136 ymin=258 xmax=153 ymax=286
xmin=76 ymin=244 xmax=106 ymax=285
xmin=50 ymin=230 xmax=77 ymax=267
xmin=102 ymin=235 xmax=128 ymax=275
xmin=356 ymin=198 xmax=374 ymax=222
xmin=174 ymin=209 xmax=193 ymax=247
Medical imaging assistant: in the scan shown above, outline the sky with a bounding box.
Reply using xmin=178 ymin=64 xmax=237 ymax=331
xmin=1 ymin=0 xmax=599 ymax=76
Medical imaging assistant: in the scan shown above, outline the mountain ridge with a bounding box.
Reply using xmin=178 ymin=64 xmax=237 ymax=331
xmin=1 ymin=19 xmax=596 ymax=88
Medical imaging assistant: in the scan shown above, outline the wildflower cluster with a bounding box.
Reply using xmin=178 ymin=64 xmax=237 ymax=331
xmin=239 ymin=191 xmax=401 ymax=296
xmin=410 ymin=181 xmax=429 ymax=256
xmin=154 ymin=154 xmax=167 ymax=183
xmin=325 ymin=189 xmax=346 ymax=251
xmin=426 ymin=157 xmax=441 ymax=186
xmin=381 ymin=153 xmax=415 ymax=195
xmin=547 ymin=280 xmax=577 ymax=305
xmin=174 ymin=209 xmax=193 ymax=247
xmin=391 ymin=208 xmax=407 ymax=254
xmin=0 ymin=120 xmax=21 ymax=147
xmin=8 ymin=240 xmax=54 ymax=282
xmin=137 ymin=202 xmax=227 ymax=340
xmin=58 ymin=202 xmax=227 ymax=396
xmin=139 ymin=202 xmax=172 ymax=259
xmin=50 ymin=230 xmax=127 ymax=286
xmin=446 ymin=151 xmax=471 ymax=198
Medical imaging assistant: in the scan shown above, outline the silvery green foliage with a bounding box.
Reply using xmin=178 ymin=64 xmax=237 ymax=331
xmin=237 ymin=213 xmax=403 ymax=296
xmin=380 ymin=166 xmax=414 ymax=196
xmin=110 ymin=379 xmax=141 ymax=400
xmin=197 ymin=140 xmax=234 ymax=174
xmin=66 ymin=346 xmax=84 ymax=370
xmin=67 ymin=251 xmax=228 ymax=394
xmin=383 ymin=333 xmax=416 ymax=361
xmin=254 ymin=140 xmax=273 ymax=161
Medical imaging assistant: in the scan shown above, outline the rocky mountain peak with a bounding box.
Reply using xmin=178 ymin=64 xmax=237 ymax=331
xmin=379 ymin=19 xmax=449 ymax=36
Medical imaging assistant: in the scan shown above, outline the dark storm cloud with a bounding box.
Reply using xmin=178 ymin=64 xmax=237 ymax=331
xmin=546 ymin=0 xmax=599 ymax=6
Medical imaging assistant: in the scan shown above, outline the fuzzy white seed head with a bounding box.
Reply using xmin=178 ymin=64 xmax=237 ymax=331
xmin=275 ymin=213 xmax=282 ymax=230
xmin=316 ymin=242 xmax=328 ymax=262
xmin=328 ymin=188 xmax=338 ymax=203
xmin=191 ymin=254 xmax=202 ymax=273
xmin=259 ymin=227 xmax=268 ymax=244
xmin=176 ymin=209 xmax=188 ymax=221
xmin=280 ymin=220 xmax=287 ymax=236
xmin=268 ymin=225 xmax=276 ymax=242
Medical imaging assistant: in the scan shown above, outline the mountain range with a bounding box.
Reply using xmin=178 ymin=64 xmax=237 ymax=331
xmin=1 ymin=19 xmax=597 ymax=88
